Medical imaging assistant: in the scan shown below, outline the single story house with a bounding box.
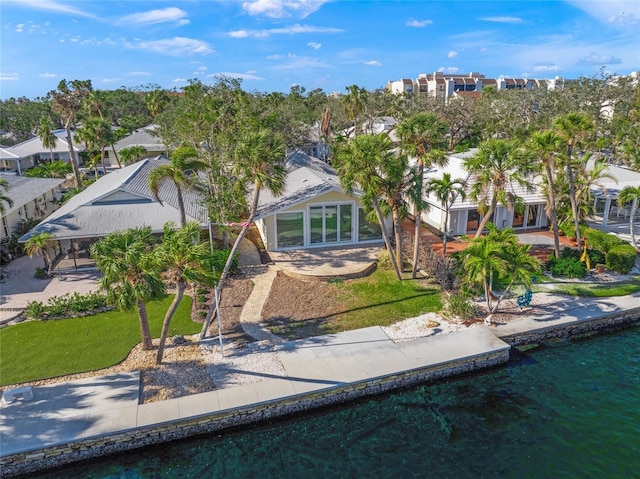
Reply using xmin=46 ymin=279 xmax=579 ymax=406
xmin=420 ymin=149 xmax=549 ymax=236
xmin=19 ymin=156 xmax=207 ymax=257
xmin=591 ymin=161 xmax=640 ymax=226
xmin=254 ymin=151 xmax=387 ymax=252
xmin=0 ymin=173 xmax=65 ymax=240
xmin=104 ymin=125 xmax=166 ymax=167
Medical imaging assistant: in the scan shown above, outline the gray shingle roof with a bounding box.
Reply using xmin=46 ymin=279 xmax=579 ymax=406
xmin=112 ymin=126 xmax=165 ymax=151
xmin=19 ymin=156 xmax=208 ymax=242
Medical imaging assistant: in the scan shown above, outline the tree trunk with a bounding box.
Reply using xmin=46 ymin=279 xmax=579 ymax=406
xmin=393 ymin=209 xmax=403 ymax=274
xmin=156 ymin=281 xmax=185 ymax=363
xmin=566 ymin=145 xmax=581 ymax=247
xmin=474 ymin=198 xmax=497 ymax=239
xmin=411 ymin=160 xmax=424 ymax=278
xmin=100 ymin=145 xmax=108 ymax=175
xmin=65 ymin=121 xmax=82 ymax=188
xmin=630 ymin=202 xmax=638 ymax=247
xmin=176 ymin=186 xmax=186 ymax=227
xmin=43 ymin=250 xmax=54 ymax=276
xmin=111 ymin=142 xmax=122 ymax=168
xmin=372 ymin=197 xmax=402 ymax=280
xmin=136 ymin=299 xmax=154 ymax=350
xmin=544 ymin=163 xmax=561 ymax=258
xmin=442 ymin=207 xmax=450 ymax=255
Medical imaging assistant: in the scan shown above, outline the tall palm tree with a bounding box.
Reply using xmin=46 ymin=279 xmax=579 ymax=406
xmin=200 ymin=128 xmax=287 ymax=339
xmin=464 ymin=139 xmax=535 ymax=238
xmin=148 ymin=146 xmax=206 ymax=227
xmin=91 ymin=226 xmax=165 ymax=350
xmin=154 ymin=222 xmax=217 ymax=363
xmin=333 ymin=133 xmax=404 ymax=279
xmin=38 ymin=117 xmax=58 ymax=163
xmin=425 ymin=173 xmax=467 ymax=255
xmin=75 ymin=117 xmax=114 ymax=175
xmin=529 ymin=130 xmax=563 ymax=258
xmin=553 ymin=112 xmax=594 ymax=247
xmin=0 ymin=179 xmax=14 ymax=215
xmin=617 ymin=185 xmax=640 ymax=247
xmin=24 ymin=232 xmax=57 ymax=276
xmin=396 ymin=112 xmax=449 ymax=277
xmin=341 ymin=85 xmax=367 ymax=137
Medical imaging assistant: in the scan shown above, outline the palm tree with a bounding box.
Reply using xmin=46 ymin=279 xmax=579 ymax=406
xmin=91 ymin=226 xmax=165 ymax=350
xmin=200 ymin=128 xmax=287 ymax=339
xmin=396 ymin=112 xmax=449 ymax=277
xmin=148 ymin=146 xmax=206 ymax=227
xmin=341 ymin=85 xmax=367 ymax=137
xmin=617 ymin=185 xmax=640 ymax=247
xmin=554 ymin=113 xmax=595 ymax=247
xmin=529 ymin=130 xmax=563 ymax=258
xmin=38 ymin=117 xmax=58 ymax=163
xmin=333 ymin=133 xmax=404 ymax=279
xmin=75 ymin=117 xmax=114 ymax=175
xmin=24 ymin=160 xmax=72 ymax=179
xmin=24 ymin=232 xmax=57 ymax=276
xmin=464 ymin=139 xmax=535 ymax=238
xmin=425 ymin=173 xmax=467 ymax=255
xmin=0 ymin=179 xmax=14 ymax=215
xmin=154 ymin=222 xmax=217 ymax=363
xmin=119 ymin=145 xmax=148 ymax=165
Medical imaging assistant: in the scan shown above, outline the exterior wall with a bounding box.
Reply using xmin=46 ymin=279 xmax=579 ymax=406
xmin=1 ymin=188 xmax=61 ymax=241
xmin=261 ymin=190 xmax=389 ymax=252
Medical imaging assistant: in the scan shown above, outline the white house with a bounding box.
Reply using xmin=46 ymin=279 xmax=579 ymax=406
xmin=104 ymin=125 xmax=166 ymax=167
xmin=0 ymin=173 xmax=65 ymax=240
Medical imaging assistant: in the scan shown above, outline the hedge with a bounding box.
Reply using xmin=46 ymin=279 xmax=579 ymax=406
xmin=583 ymin=227 xmax=626 ymax=253
xmin=605 ymin=244 xmax=637 ymax=274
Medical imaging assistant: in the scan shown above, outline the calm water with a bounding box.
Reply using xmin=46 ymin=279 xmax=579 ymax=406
xmin=29 ymin=327 xmax=640 ymax=479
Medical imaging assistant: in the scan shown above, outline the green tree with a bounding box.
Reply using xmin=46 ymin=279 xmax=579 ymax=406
xmin=553 ymin=112 xmax=595 ymax=247
xmin=464 ymin=139 xmax=535 ymax=238
xmin=154 ymin=222 xmax=217 ymax=363
xmin=396 ymin=112 xmax=449 ymax=277
xmin=425 ymin=173 xmax=467 ymax=255
xmin=91 ymin=227 xmax=164 ymax=350
xmin=75 ymin=117 xmax=114 ymax=174
xmin=200 ymin=128 xmax=287 ymax=339
xmin=529 ymin=130 xmax=563 ymax=258
xmin=49 ymin=79 xmax=93 ymax=188
xmin=333 ymin=133 xmax=404 ymax=279
xmin=341 ymin=85 xmax=368 ymax=137
xmin=0 ymin=179 xmax=14 ymax=215
xmin=38 ymin=117 xmax=58 ymax=162
xmin=24 ymin=232 xmax=57 ymax=276
xmin=617 ymin=185 xmax=640 ymax=247
xmin=463 ymin=225 xmax=540 ymax=313
xmin=24 ymin=160 xmax=72 ymax=179
xmin=148 ymin=146 xmax=206 ymax=227
xmin=119 ymin=145 xmax=148 ymax=165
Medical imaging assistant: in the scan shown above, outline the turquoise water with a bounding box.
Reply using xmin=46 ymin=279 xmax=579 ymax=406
xmin=29 ymin=327 xmax=640 ymax=478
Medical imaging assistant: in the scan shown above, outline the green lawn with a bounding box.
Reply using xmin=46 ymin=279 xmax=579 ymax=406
xmin=327 ymin=268 xmax=442 ymax=333
xmin=0 ymin=296 xmax=195 ymax=386
xmin=535 ymin=276 xmax=640 ymax=297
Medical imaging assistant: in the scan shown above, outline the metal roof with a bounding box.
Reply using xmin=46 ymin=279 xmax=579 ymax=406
xmin=0 ymin=173 xmax=65 ymax=216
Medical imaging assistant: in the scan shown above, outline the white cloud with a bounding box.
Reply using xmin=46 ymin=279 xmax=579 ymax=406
xmin=3 ymin=0 xmax=96 ymax=18
xmin=307 ymin=42 xmax=321 ymax=50
xmin=438 ymin=66 xmax=460 ymax=74
xmin=577 ymin=52 xmax=623 ymax=65
xmin=212 ymin=72 xmax=266 ymax=81
xmin=532 ymin=62 xmax=562 ymax=73
xmin=406 ymin=19 xmax=433 ymax=27
xmin=117 ymin=7 xmax=190 ymax=26
xmin=15 ymin=23 xmax=24 ymax=32
xmin=567 ymin=1 xmax=640 ymax=27
xmin=127 ymin=37 xmax=214 ymax=55
xmin=272 ymin=55 xmax=331 ymax=70
xmin=364 ymin=60 xmax=382 ymax=66
xmin=242 ymin=0 xmax=328 ymax=19
xmin=228 ymin=24 xmax=342 ymax=38
xmin=480 ymin=16 xmax=524 ymax=24
xmin=126 ymin=71 xmax=152 ymax=76
xmin=172 ymin=78 xmax=188 ymax=83
xmin=102 ymin=78 xmax=120 ymax=83
xmin=39 ymin=72 xmax=57 ymax=78
xmin=448 ymin=50 xmax=458 ymax=58
xmin=0 ymin=73 xmax=20 ymax=81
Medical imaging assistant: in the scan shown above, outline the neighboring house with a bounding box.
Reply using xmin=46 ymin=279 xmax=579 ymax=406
xmin=19 ymin=156 xmax=206 ymax=257
xmin=105 ymin=125 xmax=166 ymax=167
xmin=420 ymin=150 xmax=549 ymax=236
xmin=0 ymin=130 xmax=84 ymax=176
xmin=591 ymin=161 xmax=640 ymax=227
xmin=0 ymin=173 xmax=65 ymax=240
xmin=253 ymin=151 xmax=387 ymax=252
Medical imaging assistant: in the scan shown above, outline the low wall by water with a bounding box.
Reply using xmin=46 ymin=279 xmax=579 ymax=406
xmin=1 ymin=351 xmax=507 ymax=477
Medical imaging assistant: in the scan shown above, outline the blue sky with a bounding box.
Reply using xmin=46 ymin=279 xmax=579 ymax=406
xmin=1 ymin=1 xmax=639 ymax=99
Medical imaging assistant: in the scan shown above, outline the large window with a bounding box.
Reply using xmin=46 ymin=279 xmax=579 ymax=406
xmin=276 ymin=212 xmax=304 ymax=248
xmin=310 ymin=204 xmax=353 ymax=245
xmin=358 ymin=207 xmax=382 ymax=241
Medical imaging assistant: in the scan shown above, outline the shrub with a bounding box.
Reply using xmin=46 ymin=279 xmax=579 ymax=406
xmin=211 ymin=249 xmax=238 ymax=274
xmin=34 ymin=267 xmax=48 ymax=279
xmin=24 ymin=301 xmax=46 ymax=319
xmin=548 ymin=256 xmax=586 ymax=278
xmin=583 ymin=228 xmax=625 ymax=253
xmin=441 ymin=291 xmax=477 ymax=321
xmin=559 ymin=221 xmax=576 ymax=239
xmin=23 ymin=292 xmax=110 ymax=320
xmin=605 ymin=244 xmax=637 ymax=274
